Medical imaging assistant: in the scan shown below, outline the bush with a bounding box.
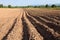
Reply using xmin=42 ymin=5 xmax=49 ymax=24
xmin=0 ymin=4 xmax=3 ymax=8
xmin=51 ymin=4 xmax=56 ymax=8
xmin=8 ymin=5 xmax=11 ymax=8
xmin=45 ymin=4 xmax=49 ymax=8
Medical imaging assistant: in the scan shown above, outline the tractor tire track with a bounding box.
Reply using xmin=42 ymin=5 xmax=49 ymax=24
xmin=0 ymin=18 xmax=16 ymax=40
xmin=2 ymin=18 xmax=17 ymax=40
xmin=6 ymin=11 xmax=23 ymax=40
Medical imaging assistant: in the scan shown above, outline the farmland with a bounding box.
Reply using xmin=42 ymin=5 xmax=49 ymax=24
xmin=0 ymin=8 xmax=60 ymax=40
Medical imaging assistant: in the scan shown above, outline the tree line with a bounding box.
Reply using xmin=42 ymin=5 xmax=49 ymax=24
xmin=0 ymin=4 xmax=11 ymax=8
xmin=0 ymin=4 xmax=60 ymax=8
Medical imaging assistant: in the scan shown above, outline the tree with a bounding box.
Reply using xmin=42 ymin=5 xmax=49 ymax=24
xmin=51 ymin=4 xmax=56 ymax=8
xmin=45 ymin=4 xmax=48 ymax=8
xmin=34 ymin=6 xmax=37 ymax=8
xmin=8 ymin=5 xmax=11 ymax=8
xmin=0 ymin=4 xmax=3 ymax=8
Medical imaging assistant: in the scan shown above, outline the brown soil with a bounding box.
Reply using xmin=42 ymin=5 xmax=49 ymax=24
xmin=0 ymin=8 xmax=60 ymax=40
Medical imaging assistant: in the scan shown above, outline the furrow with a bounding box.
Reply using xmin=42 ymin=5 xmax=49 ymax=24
xmin=38 ymin=16 xmax=60 ymax=34
xmin=24 ymin=11 xmax=43 ymax=40
xmin=56 ymin=16 xmax=60 ymax=20
xmin=22 ymin=13 xmax=30 ymax=40
xmin=6 ymin=12 xmax=23 ymax=40
xmin=26 ymin=12 xmax=60 ymax=40
xmin=52 ymin=16 xmax=60 ymax=20
xmin=47 ymin=16 xmax=60 ymax=24
xmin=41 ymin=16 xmax=60 ymax=25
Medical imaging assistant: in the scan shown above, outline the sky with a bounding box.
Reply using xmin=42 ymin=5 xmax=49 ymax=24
xmin=0 ymin=0 xmax=60 ymax=6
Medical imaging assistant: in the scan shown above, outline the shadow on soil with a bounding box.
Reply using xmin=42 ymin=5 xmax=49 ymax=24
xmin=22 ymin=15 xmax=30 ymax=40
xmin=27 ymin=13 xmax=58 ymax=40
xmin=38 ymin=16 xmax=60 ymax=34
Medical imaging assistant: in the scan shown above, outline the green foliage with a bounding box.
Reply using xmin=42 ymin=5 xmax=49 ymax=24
xmin=51 ymin=4 xmax=56 ymax=8
xmin=0 ymin=4 xmax=3 ymax=8
xmin=8 ymin=5 xmax=11 ymax=8
xmin=34 ymin=5 xmax=41 ymax=8
xmin=0 ymin=4 xmax=60 ymax=8
xmin=45 ymin=4 xmax=49 ymax=8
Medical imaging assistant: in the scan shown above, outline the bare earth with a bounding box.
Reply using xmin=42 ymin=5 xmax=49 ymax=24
xmin=0 ymin=8 xmax=60 ymax=40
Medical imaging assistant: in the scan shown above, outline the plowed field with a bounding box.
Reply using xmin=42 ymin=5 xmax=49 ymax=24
xmin=0 ymin=8 xmax=60 ymax=40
